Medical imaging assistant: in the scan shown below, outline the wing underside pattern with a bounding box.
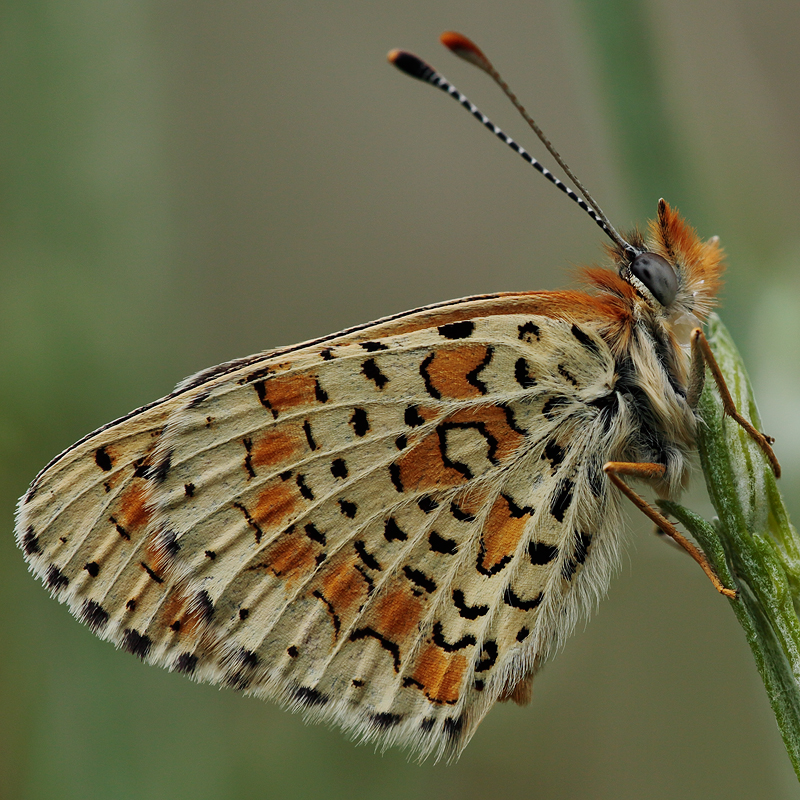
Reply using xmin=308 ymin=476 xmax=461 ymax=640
xmin=17 ymin=309 xmax=629 ymax=759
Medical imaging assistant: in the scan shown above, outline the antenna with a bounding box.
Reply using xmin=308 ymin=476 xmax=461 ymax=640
xmin=388 ymin=36 xmax=637 ymax=260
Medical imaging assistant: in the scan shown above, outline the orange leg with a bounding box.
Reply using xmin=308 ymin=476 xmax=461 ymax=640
xmin=603 ymin=461 xmax=737 ymax=599
xmin=689 ymin=328 xmax=781 ymax=478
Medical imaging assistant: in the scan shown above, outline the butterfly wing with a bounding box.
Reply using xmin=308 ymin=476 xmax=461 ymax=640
xmin=17 ymin=294 xmax=628 ymax=760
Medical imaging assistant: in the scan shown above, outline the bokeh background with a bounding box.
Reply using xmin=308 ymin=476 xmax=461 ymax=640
xmin=2 ymin=1 xmax=800 ymax=798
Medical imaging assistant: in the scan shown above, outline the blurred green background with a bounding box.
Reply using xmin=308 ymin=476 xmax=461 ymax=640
xmin=2 ymin=1 xmax=799 ymax=798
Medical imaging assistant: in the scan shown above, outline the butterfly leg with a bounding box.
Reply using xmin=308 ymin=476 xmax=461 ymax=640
xmin=687 ymin=327 xmax=781 ymax=478
xmin=603 ymin=461 xmax=737 ymax=599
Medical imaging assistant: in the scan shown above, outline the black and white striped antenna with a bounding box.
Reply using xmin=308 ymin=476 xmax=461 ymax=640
xmin=388 ymin=32 xmax=637 ymax=260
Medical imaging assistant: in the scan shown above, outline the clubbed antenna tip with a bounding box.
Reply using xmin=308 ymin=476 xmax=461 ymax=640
xmin=388 ymin=33 xmax=637 ymax=260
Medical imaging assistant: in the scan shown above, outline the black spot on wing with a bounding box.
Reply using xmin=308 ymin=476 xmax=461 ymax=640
xmin=330 ymin=458 xmax=348 ymax=479
xmin=444 ymin=715 xmax=465 ymax=743
xmin=466 ymin=346 xmax=493 ymax=394
xmin=384 ymin=517 xmax=407 ymax=542
xmin=518 ymin=321 xmax=540 ymax=342
xmin=562 ymin=531 xmax=593 ymax=581
xmin=184 ymin=483 xmax=195 ymax=497
xmin=84 ymin=561 xmax=100 ymax=578
xmin=474 ymin=640 xmax=498 ymax=672
xmin=558 ymin=364 xmax=579 ymax=386
xmin=350 ymin=408 xmax=370 ymax=437
xmin=389 ymin=462 xmax=404 ymax=492
xmin=150 ymin=452 xmax=172 ymax=485
xmin=294 ymin=686 xmax=329 ymax=707
xmin=428 ymin=530 xmax=458 ymax=554
xmin=303 ymin=522 xmax=328 ymax=545
xmin=302 ymin=420 xmax=317 ymax=451
xmin=516 ymin=626 xmax=530 ymax=642
xmin=80 ymin=599 xmax=109 ymax=632
xmin=349 ymin=627 xmax=401 ymax=671
xmin=403 ymin=565 xmax=436 ymax=593
xmin=361 ymin=358 xmax=389 ymax=389
xmin=312 ymin=589 xmax=341 ymax=636
xmin=296 ymin=473 xmax=314 ymax=501
xmin=243 ymin=437 xmax=255 ymax=478
xmin=193 ymin=590 xmax=214 ymax=622
xmin=438 ymin=320 xmax=474 ymax=339
xmin=419 ymin=353 xmax=440 ymax=400
xmin=418 ymin=495 xmax=439 ymax=513
xmin=503 ymin=586 xmax=544 ymax=611
xmin=571 ymin=323 xmax=603 ymax=357
xmin=314 ymin=378 xmax=329 ymax=403
xmin=46 ymin=565 xmax=69 ymax=591
xmin=372 ymin=712 xmax=403 ymax=730
xmin=543 ymin=440 xmax=565 ymax=470
xmin=587 ymin=458 xmax=605 ymax=497
xmin=122 ymin=629 xmax=152 ymax=659
xmin=395 ymin=434 xmax=408 ymax=450
xmin=452 ymin=589 xmax=488 ymax=620
xmin=514 ymin=358 xmax=536 ymax=388
xmin=253 ymin=381 xmax=276 ymax=418
xmin=175 ymin=653 xmax=198 ymax=674
xmin=529 ymin=541 xmax=559 ymax=565
xmin=95 ymin=446 xmax=113 ymax=471
xmin=22 ymin=527 xmax=40 ymax=555
xmin=339 ymin=499 xmax=358 ymax=518
xmin=550 ymin=478 xmax=574 ymax=523
xmin=226 ymin=649 xmax=260 ymax=690
xmin=432 ymin=621 xmax=476 ymax=652
xmin=233 ymin=501 xmax=264 ymax=544
xmin=354 ymin=540 xmax=382 ymax=571
xmin=404 ymin=405 xmax=426 ymax=427
xmin=449 ymin=501 xmax=475 ymax=522
xmin=360 ymin=341 xmax=389 ymax=352
xmin=140 ymin=561 xmax=164 ymax=584
xmin=504 ymin=494 xmax=534 ymax=518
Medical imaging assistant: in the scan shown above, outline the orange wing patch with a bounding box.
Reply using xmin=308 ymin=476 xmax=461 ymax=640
xmin=478 ymin=494 xmax=533 ymax=576
xmin=253 ymin=529 xmax=319 ymax=587
xmin=115 ymin=483 xmax=152 ymax=538
xmin=251 ymin=426 xmax=305 ymax=469
xmin=420 ymin=345 xmax=491 ymax=399
xmin=366 ymin=583 xmax=425 ymax=643
xmin=309 ymin=553 xmax=373 ymax=640
xmin=410 ymin=644 xmax=468 ymax=705
xmin=253 ymin=480 xmax=301 ymax=531
xmin=252 ymin=372 xmax=321 ymax=418
xmin=393 ymin=430 xmax=470 ymax=492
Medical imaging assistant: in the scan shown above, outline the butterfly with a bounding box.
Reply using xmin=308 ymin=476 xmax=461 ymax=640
xmin=14 ymin=32 xmax=780 ymax=762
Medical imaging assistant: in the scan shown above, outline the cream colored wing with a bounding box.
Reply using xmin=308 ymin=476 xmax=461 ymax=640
xmin=17 ymin=309 xmax=627 ymax=761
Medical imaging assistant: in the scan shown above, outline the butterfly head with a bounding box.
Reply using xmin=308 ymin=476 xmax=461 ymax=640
xmin=610 ymin=199 xmax=724 ymax=321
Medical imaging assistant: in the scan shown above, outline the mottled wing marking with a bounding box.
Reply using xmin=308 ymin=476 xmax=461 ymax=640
xmin=16 ymin=397 xmax=191 ymax=651
xmin=17 ymin=311 xmax=627 ymax=761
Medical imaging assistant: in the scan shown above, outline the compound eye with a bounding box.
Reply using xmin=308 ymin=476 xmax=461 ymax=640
xmin=630 ymin=252 xmax=678 ymax=306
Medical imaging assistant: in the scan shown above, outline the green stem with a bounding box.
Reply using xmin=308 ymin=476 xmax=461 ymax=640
xmin=659 ymin=313 xmax=800 ymax=780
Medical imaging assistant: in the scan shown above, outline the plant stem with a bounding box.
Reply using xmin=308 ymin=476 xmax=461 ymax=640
xmin=659 ymin=313 xmax=800 ymax=780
